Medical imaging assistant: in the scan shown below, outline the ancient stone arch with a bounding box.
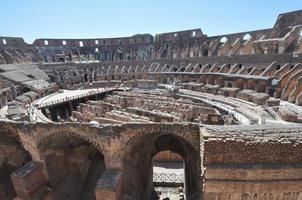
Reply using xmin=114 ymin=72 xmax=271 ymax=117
xmin=215 ymin=76 xmax=225 ymax=87
xmin=37 ymin=130 xmax=104 ymax=153
xmin=246 ymin=79 xmax=256 ymax=90
xmin=0 ymin=125 xmax=32 ymax=199
xmin=120 ymin=124 xmax=201 ymax=200
xmin=37 ymin=130 xmax=106 ymax=200
xmin=31 ymin=124 xmax=109 ymax=152
xmin=256 ymin=80 xmax=267 ymax=93
xmin=235 ymin=78 xmax=245 ymax=89
xmin=120 ymin=124 xmax=200 ymax=154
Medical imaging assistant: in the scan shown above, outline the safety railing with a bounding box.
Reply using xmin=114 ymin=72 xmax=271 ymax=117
xmin=153 ymin=173 xmax=184 ymax=183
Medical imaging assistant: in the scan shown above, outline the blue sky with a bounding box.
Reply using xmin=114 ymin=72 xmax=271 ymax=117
xmin=1 ymin=0 xmax=302 ymax=43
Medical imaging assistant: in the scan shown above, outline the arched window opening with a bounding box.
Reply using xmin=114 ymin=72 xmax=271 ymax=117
xmin=220 ymin=37 xmax=228 ymax=43
xmin=192 ymin=31 xmax=196 ymax=37
xmin=79 ymin=41 xmax=83 ymax=47
xmin=180 ymin=67 xmax=186 ymax=72
xmin=243 ymin=33 xmax=252 ymax=41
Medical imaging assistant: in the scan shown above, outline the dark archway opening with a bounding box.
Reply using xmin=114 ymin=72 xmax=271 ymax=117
xmin=0 ymin=129 xmax=32 ymax=200
xmin=246 ymin=80 xmax=256 ymax=90
xmin=84 ymin=74 xmax=88 ymax=82
xmin=39 ymin=135 xmax=105 ymax=200
xmin=123 ymin=133 xmax=200 ymax=200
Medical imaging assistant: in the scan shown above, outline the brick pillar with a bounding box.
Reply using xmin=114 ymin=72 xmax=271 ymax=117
xmin=10 ymin=161 xmax=53 ymax=200
xmin=95 ymin=169 xmax=123 ymax=200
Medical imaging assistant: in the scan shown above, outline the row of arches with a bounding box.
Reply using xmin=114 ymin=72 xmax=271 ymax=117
xmin=3 ymin=124 xmax=201 ymax=200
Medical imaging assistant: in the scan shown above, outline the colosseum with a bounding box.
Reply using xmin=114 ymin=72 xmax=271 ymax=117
xmin=1 ymin=9 xmax=302 ymax=200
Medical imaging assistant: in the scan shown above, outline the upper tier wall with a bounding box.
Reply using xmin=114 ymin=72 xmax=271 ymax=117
xmin=0 ymin=36 xmax=28 ymax=48
xmin=1 ymin=10 xmax=300 ymax=48
xmin=1 ymin=10 xmax=302 ymax=64
xmin=32 ymin=34 xmax=153 ymax=47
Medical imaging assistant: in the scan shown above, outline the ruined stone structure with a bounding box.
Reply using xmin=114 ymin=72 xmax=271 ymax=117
xmin=0 ymin=10 xmax=302 ymax=200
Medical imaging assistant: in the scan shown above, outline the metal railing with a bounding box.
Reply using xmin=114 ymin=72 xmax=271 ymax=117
xmin=153 ymin=173 xmax=184 ymax=183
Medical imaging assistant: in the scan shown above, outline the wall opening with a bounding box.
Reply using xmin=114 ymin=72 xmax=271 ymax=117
xmin=62 ymin=40 xmax=66 ymax=45
xmin=2 ymin=39 xmax=7 ymax=45
xmin=153 ymin=151 xmax=185 ymax=199
xmin=0 ymin=129 xmax=32 ymax=200
xmin=79 ymin=41 xmax=83 ymax=47
xmin=192 ymin=31 xmax=196 ymax=37
xmin=257 ymin=81 xmax=267 ymax=93
xmin=246 ymin=80 xmax=256 ymax=90
xmin=203 ymin=49 xmax=209 ymax=56
xmin=243 ymin=34 xmax=252 ymax=41
xmin=123 ymin=133 xmax=200 ymax=200
xmin=220 ymin=37 xmax=228 ymax=43
xmin=95 ymin=40 xmax=99 ymax=45
xmin=179 ymin=67 xmax=186 ymax=72
xmin=44 ymin=40 xmax=49 ymax=45
xmin=39 ymin=134 xmax=105 ymax=200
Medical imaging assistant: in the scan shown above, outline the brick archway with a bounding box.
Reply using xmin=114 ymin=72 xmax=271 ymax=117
xmin=37 ymin=131 xmax=106 ymax=200
xmin=37 ymin=131 xmax=104 ymax=153
xmin=122 ymin=127 xmax=201 ymax=200
xmin=0 ymin=125 xmax=32 ymax=200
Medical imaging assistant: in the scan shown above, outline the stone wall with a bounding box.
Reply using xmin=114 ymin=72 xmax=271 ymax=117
xmin=0 ymin=122 xmax=301 ymax=199
xmin=202 ymin=125 xmax=302 ymax=200
xmin=1 ymin=10 xmax=302 ymax=64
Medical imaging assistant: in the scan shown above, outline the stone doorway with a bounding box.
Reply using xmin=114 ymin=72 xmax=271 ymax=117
xmin=123 ymin=133 xmax=200 ymax=200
